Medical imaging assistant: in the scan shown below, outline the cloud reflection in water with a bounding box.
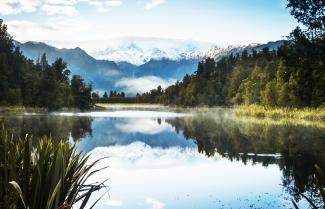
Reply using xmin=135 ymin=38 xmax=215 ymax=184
xmin=86 ymin=142 xmax=292 ymax=209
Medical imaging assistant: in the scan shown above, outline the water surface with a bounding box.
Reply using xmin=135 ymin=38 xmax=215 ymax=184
xmin=1 ymin=107 xmax=324 ymax=209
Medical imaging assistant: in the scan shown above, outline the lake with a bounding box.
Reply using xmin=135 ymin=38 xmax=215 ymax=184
xmin=1 ymin=106 xmax=324 ymax=209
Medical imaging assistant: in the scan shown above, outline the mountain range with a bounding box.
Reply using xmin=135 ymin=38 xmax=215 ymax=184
xmin=91 ymin=40 xmax=284 ymax=65
xmin=16 ymin=41 xmax=121 ymax=91
xmin=15 ymin=40 xmax=285 ymax=94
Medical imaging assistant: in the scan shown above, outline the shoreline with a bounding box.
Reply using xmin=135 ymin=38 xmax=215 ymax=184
xmin=0 ymin=105 xmax=106 ymax=113
xmin=1 ymin=104 xmax=324 ymax=122
xmin=233 ymin=105 xmax=325 ymax=122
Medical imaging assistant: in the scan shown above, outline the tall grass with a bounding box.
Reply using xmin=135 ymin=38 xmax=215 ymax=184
xmin=234 ymin=105 xmax=325 ymax=121
xmin=0 ymin=126 xmax=107 ymax=209
xmin=0 ymin=106 xmax=48 ymax=113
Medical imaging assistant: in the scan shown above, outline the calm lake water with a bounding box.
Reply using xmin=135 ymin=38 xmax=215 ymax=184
xmin=1 ymin=107 xmax=324 ymax=209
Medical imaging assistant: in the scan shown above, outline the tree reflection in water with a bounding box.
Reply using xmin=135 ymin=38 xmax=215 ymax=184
xmin=1 ymin=111 xmax=324 ymax=207
xmin=165 ymin=113 xmax=325 ymax=207
xmin=0 ymin=114 xmax=93 ymax=143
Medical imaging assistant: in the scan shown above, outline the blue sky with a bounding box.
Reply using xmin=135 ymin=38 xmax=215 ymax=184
xmin=1 ymin=0 xmax=298 ymax=48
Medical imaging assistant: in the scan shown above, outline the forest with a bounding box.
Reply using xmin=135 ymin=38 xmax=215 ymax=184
xmin=137 ymin=1 xmax=325 ymax=108
xmin=0 ymin=20 xmax=92 ymax=110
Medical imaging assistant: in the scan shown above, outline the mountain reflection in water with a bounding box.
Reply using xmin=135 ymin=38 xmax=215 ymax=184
xmin=0 ymin=109 xmax=324 ymax=208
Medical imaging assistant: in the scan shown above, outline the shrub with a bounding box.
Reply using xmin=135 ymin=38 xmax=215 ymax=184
xmin=0 ymin=126 xmax=106 ymax=209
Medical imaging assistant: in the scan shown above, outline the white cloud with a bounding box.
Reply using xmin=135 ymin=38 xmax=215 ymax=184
xmin=115 ymin=76 xmax=176 ymax=94
xmin=6 ymin=18 xmax=90 ymax=42
xmin=7 ymin=20 xmax=55 ymax=38
xmin=88 ymin=0 xmax=122 ymax=13
xmin=145 ymin=197 xmax=165 ymax=209
xmin=145 ymin=0 xmax=165 ymax=10
xmin=41 ymin=4 xmax=78 ymax=16
xmin=45 ymin=0 xmax=78 ymax=5
xmin=0 ymin=0 xmax=122 ymax=15
xmin=0 ymin=3 xmax=18 ymax=15
xmin=0 ymin=0 xmax=40 ymax=15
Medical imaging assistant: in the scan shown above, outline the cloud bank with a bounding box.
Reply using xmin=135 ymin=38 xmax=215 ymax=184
xmin=0 ymin=0 xmax=162 ymax=16
xmin=145 ymin=0 xmax=165 ymax=10
xmin=115 ymin=76 xmax=176 ymax=94
xmin=145 ymin=197 xmax=165 ymax=209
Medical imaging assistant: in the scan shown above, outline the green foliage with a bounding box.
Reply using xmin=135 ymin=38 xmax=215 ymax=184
xmin=0 ymin=126 xmax=106 ymax=209
xmin=166 ymin=111 xmax=325 ymax=206
xmin=97 ymin=90 xmax=127 ymax=103
xmin=287 ymin=0 xmax=325 ymax=38
xmin=92 ymin=91 xmax=128 ymax=103
xmin=136 ymin=0 xmax=325 ymax=108
xmin=261 ymin=81 xmax=278 ymax=106
xmin=138 ymin=32 xmax=324 ymax=108
xmin=234 ymin=105 xmax=325 ymax=121
xmin=71 ymin=75 xmax=93 ymax=110
xmin=0 ymin=20 xmax=92 ymax=110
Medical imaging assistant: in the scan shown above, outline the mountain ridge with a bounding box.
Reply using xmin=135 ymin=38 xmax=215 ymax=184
xmin=15 ymin=41 xmax=123 ymax=91
xmin=91 ymin=40 xmax=285 ymax=66
xmin=14 ymin=39 xmax=285 ymax=94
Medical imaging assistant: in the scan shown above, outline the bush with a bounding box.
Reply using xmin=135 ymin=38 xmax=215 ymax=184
xmin=0 ymin=126 xmax=106 ymax=209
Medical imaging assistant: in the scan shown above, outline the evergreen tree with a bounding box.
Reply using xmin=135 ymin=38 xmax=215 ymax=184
xmin=287 ymin=0 xmax=325 ymax=38
xmin=0 ymin=19 xmax=93 ymax=110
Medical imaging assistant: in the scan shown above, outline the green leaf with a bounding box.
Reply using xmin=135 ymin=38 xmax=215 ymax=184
xmin=9 ymin=181 xmax=27 ymax=209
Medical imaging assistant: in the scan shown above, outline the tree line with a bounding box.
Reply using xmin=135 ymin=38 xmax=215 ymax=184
xmin=0 ymin=20 xmax=92 ymax=110
xmin=91 ymin=90 xmax=129 ymax=103
xmin=137 ymin=0 xmax=325 ymax=108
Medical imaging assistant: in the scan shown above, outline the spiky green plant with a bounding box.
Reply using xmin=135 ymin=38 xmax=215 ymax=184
xmin=0 ymin=126 xmax=107 ymax=209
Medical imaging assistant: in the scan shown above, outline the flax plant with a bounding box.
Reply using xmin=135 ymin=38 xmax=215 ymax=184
xmin=0 ymin=126 xmax=107 ymax=209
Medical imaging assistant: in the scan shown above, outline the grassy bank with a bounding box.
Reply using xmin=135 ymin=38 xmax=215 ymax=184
xmin=96 ymin=103 xmax=166 ymax=110
xmin=96 ymin=103 xmax=325 ymax=122
xmin=234 ymin=105 xmax=325 ymax=121
xmin=0 ymin=106 xmax=48 ymax=113
xmin=0 ymin=105 xmax=105 ymax=113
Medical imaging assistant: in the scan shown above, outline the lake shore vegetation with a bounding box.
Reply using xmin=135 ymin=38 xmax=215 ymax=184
xmin=135 ymin=0 xmax=325 ymax=116
xmin=0 ymin=20 xmax=93 ymax=111
xmin=0 ymin=126 xmax=106 ymax=209
xmin=233 ymin=105 xmax=325 ymax=121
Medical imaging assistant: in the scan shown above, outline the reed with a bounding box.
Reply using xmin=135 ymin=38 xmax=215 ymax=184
xmin=0 ymin=126 xmax=106 ymax=209
xmin=0 ymin=106 xmax=48 ymax=113
xmin=234 ymin=105 xmax=325 ymax=121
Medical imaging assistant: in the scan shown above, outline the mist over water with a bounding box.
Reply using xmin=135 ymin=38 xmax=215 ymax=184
xmin=52 ymin=110 xmax=188 ymax=118
xmin=1 ymin=107 xmax=324 ymax=209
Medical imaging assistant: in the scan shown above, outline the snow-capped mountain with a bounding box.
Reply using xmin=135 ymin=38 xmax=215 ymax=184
xmin=91 ymin=42 xmax=205 ymax=65
xmin=15 ymin=38 xmax=285 ymax=94
xmin=91 ymin=40 xmax=285 ymax=66
xmin=180 ymin=40 xmax=285 ymax=60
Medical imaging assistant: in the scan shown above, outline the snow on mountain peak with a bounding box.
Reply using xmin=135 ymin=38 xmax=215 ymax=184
xmin=127 ymin=43 xmax=143 ymax=52
xmin=91 ymin=43 xmax=239 ymax=65
xmin=90 ymin=39 xmax=213 ymax=65
xmin=90 ymin=39 xmax=284 ymax=65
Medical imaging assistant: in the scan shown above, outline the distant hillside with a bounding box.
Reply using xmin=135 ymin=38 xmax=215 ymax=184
xmin=135 ymin=58 xmax=199 ymax=80
xmin=15 ymin=41 xmax=123 ymax=91
xmin=15 ymin=40 xmax=286 ymax=94
xmin=116 ymin=40 xmax=285 ymax=80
